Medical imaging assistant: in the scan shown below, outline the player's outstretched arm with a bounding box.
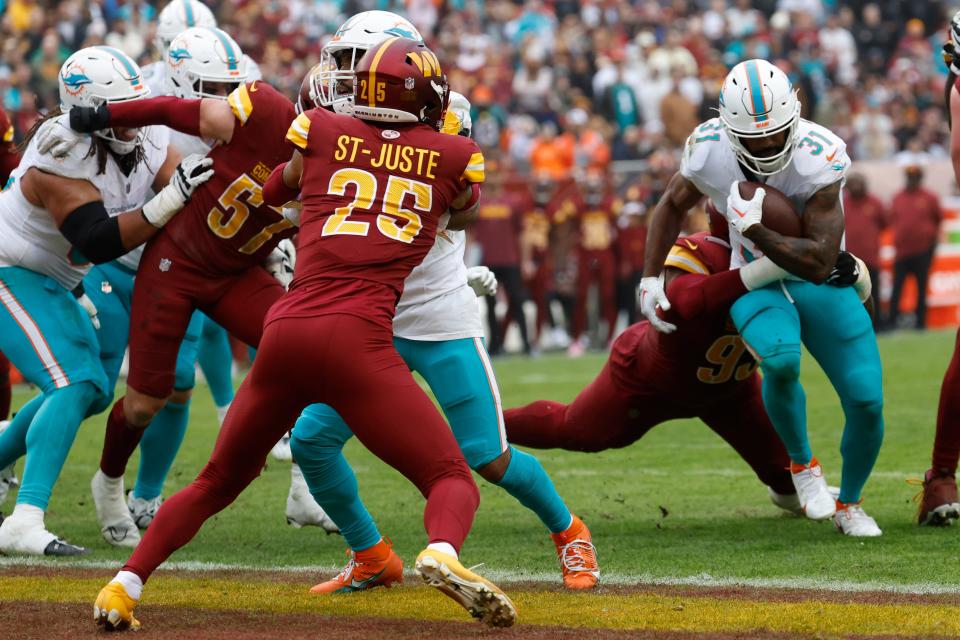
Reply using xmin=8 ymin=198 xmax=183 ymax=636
xmin=643 ymin=172 xmax=704 ymax=278
xmin=69 ymin=97 xmax=236 ymax=144
xmin=740 ymin=181 xmax=843 ymax=284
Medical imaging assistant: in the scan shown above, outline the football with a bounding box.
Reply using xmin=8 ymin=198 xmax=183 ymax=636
xmin=737 ymin=181 xmax=803 ymax=237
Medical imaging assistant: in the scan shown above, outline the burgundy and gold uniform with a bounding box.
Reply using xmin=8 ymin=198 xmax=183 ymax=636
xmin=521 ymin=201 xmax=553 ymax=341
xmin=570 ymin=192 xmax=618 ymax=344
xmin=505 ymin=232 xmax=793 ymax=495
xmin=128 ymin=81 xmax=296 ymax=397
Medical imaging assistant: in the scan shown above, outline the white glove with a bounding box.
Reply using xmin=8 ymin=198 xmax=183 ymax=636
xmin=637 ymin=275 xmax=676 ymax=333
xmin=36 ymin=114 xmax=84 ymax=158
xmin=282 ymin=204 xmax=301 ymax=227
xmin=738 ymin=256 xmax=792 ymax=291
xmin=467 ymin=265 xmax=498 ymax=297
xmin=725 ymin=183 xmax=765 ymax=234
xmin=265 ymin=238 xmax=296 ymax=288
xmin=77 ymin=293 xmax=101 ymax=330
xmin=852 ymin=255 xmax=872 ymax=302
xmin=142 ymin=154 xmax=214 ymax=228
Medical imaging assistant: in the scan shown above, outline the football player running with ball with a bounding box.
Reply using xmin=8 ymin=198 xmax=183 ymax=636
xmin=92 ymin=38 xmax=516 ymax=630
xmin=639 ymin=59 xmax=884 ymax=536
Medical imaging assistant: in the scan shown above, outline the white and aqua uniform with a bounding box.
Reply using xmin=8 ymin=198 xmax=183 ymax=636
xmin=291 ymin=230 xmax=574 ymax=550
xmin=681 ymin=117 xmax=883 ymax=505
xmin=0 ymin=121 xmax=166 ymax=510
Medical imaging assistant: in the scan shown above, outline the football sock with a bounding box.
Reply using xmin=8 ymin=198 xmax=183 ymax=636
xmin=0 ymin=393 xmax=43 ymax=469
xmin=198 ymin=318 xmax=235 ymax=409
xmin=758 ymin=350 xmax=812 ymax=465
xmin=426 ymin=541 xmax=457 ymax=558
xmin=933 ymin=327 xmax=960 ymax=474
xmin=290 ymin=434 xmax=382 ymax=552
xmin=134 ymin=399 xmax=191 ymax=501
xmin=100 ymin=397 xmax=147 ymax=479
xmin=17 ymin=382 xmax=97 ymax=509
xmin=494 ymin=446 xmax=573 ymax=534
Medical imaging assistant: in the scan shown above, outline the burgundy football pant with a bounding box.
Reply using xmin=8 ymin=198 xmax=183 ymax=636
xmin=504 ymin=362 xmax=794 ymax=495
xmin=572 ymin=249 xmax=617 ymax=344
xmin=123 ymin=314 xmax=479 ymax=582
xmin=932 ymin=327 xmax=960 ymax=473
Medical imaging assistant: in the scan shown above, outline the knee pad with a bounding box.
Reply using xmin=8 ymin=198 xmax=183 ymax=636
xmin=760 ymin=350 xmax=801 ymax=386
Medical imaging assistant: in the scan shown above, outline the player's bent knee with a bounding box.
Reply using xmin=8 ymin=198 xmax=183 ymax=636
xmin=759 ymin=350 xmax=801 ymax=385
xmin=841 ymin=369 xmax=884 ymax=415
xmin=474 ymin=448 xmax=511 ymax=483
xmin=170 ymin=388 xmax=193 ymax=404
xmin=124 ymin=390 xmax=168 ymax=427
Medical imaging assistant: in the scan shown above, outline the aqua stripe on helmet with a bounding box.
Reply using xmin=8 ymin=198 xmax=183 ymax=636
xmin=744 ymin=60 xmax=768 ymax=123
xmin=208 ymin=28 xmax=239 ymax=71
xmin=95 ymin=46 xmax=141 ymax=86
xmin=183 ymin=0 xmax=196 ymax=26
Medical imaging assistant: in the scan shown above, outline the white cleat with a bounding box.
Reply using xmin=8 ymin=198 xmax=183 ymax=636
xmin=0 ymin=509 xmax=88 ymax=556
xmin=768 ymin=485 xmax=840 ymax=516
xmin=834 ymin=502 xmax=882 ymax=537
xmin=271 ymin=433 xmax=292 ymax=461
xmin=0 ymin=420 xmax=19 ymax=507
xmin=127 ymin=492 xmax=163 ymax=530
xmin=91 ymin=470 xmax=141 ymax=548
xmin=790 ymin=457 xmax=836 ymax=521
xmin=286 ymin=466 xmax=339 ymax=533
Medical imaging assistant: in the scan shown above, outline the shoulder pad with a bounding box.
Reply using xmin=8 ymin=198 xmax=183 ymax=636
xmin=680 ymin=119 xmax=724 ymax=180
xmin=793 ymin=120 xmax=849 ymax=181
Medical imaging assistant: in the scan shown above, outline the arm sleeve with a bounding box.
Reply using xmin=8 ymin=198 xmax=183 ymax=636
xmin=664 ymin=268 xmax=747 ymax=321
xmin=107 ymin=97 xmax=202 ymax=137
xmin=262 ymin=162 xmax=300 ymax=206
xmin=58 ymin=201 xmax=127 ymax=265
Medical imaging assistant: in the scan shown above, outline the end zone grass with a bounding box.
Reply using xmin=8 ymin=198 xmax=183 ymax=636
xmin=2 ymin=329 xmax=960 ymax=636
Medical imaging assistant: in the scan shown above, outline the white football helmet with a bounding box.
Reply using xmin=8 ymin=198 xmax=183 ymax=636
xmin=165 ymin=27 xmax=248 ymax=100
xmin=319 ymin=10 xmax=423 ymax=114
xmin=58 ymin=46 xmax=150 ymax=154
xmin=718 ymin=59 xmax=800 ymax=176
xmin=155 ymin=0 xmax=217 ymax=55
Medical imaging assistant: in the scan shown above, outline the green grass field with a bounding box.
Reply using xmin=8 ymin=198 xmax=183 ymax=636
xmin=4 ymin=328 xmax=960 ymax=589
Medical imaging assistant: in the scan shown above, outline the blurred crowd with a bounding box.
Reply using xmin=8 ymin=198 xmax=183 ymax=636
xmin=0 ymin=0 xmax=955 ymax=350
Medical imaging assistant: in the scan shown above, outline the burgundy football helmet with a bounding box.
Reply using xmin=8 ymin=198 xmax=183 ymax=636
xmin=351 ymin=37 xmax=449 ymax=131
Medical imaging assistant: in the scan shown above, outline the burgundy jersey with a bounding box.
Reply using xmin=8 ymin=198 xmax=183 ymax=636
xmin=163 ymin=81 xmax=297 ymax=275
xmin=612 ymin=232 xmax=757 ymax=398
xmin=270 ymin=107 xmax=484 ymax=328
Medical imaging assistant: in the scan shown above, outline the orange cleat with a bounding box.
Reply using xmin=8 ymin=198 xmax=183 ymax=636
xmin=310 ymin=538 xmax=403 ymax=594
xmin=550 ymin=514 xmax=599 ymax=590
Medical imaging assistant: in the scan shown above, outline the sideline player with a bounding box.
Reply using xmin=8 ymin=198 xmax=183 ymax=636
xmin=639 ymin=59 xmax=884 ymax=536
xmin=0 ymin=47 xmax=211 ymax=555
xmin=288 ymin=72 xmax=598 ymax=591
xmin=92 ymin=37 xmax=515 ymax=630
xmin=507 ymin=220 xmax=870 ymax=513
xmin=918 ymin=17 xmax=960 ymax=525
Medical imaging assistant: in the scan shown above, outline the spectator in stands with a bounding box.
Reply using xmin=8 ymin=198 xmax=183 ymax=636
xmin=842 ymin=173 xmax=887 ymax=328
xmin=888 ymin=164 xmax=943 ymax=330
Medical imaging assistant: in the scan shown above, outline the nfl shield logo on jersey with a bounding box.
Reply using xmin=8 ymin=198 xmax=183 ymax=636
xmin=159 ymin=258 xmax=172 ymax=272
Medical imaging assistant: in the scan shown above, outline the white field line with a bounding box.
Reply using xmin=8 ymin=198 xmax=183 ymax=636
xmin=3 ymin=556 xmax=960 ymax=595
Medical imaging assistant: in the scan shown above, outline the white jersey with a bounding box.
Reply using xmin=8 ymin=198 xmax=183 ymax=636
xmin=680 ymin=117 xmax=850 ymax=268
xmin=393 ymin=229 xmax=484 ymax=341
xmin=0 ymin=120 xmax=169 ymax=289
xmin=142 ymin=57 xmax=261 ymax=158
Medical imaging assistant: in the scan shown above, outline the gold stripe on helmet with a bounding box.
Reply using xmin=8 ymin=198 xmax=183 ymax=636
xmin=367 ymin=37 xmax=399 ymax=108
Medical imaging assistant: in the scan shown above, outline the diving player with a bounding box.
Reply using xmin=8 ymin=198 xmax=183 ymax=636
xmin=92 ymin=37 xmax=515 ymax=630
xmin=0 ymin=47 xmax=211 ymax=555
xmin=288 ymin=48 xmax=598 ymax=590
xmin=639 ymin=59 xmax=884 ymax=537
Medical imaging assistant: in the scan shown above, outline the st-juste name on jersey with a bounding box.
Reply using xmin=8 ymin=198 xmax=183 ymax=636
xmin=0 ymin=120 xmax=169 ymax=289
xmin=680 ymin=117 xmax=849 ymax=268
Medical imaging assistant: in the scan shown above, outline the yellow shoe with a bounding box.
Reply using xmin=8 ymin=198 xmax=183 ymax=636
xmin=93 ymin=581 xmax=141 ymax=631
xmin=414 ymin=548 xmax=516 ymax=628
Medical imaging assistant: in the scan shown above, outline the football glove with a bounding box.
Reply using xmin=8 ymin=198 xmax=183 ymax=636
xmin=142 ymin=154 xmax=214 ymax=228
xmin=637 ymin=275 xmax=676 ymax=334
xmin=69 ymin=104 xmax=111 ymax=134
xmin=825 ymin=251 xmax=859 ymax=287
xmin=36 ymin=114 xmax=85 ymax=158
xmin=467 ymin=265 xmax=497 ymax=297
xmin=71 ymin=285 xmax=101 ymax=330
xmin=265 ymin=239 xmax=296 ymax=289
xmin=725 ymin=183 xmax=764 ymax=234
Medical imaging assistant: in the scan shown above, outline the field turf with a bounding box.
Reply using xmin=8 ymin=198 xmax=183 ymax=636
xmin=2 ymin=328 xmax=960 ymax=638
